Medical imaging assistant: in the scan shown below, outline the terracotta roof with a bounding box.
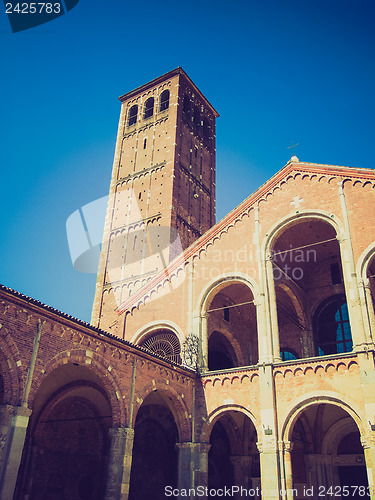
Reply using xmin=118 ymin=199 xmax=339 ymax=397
xmin=0 ymin=284 xmax=194 ymax=372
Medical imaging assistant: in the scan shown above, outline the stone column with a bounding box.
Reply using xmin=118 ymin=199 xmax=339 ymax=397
xmin=0 ymin=404 xmax=32 ymax=500
xmin=176 ymin=442 xmax=210 ymax=496
xmin=230 ymin=456 xmax=252 ymax=498
xmin=265 ymin=257 xmax=281 ymax=362
xmin=105 ymin=427 xmax=134 ymax=500
xmin=200 ymin=314 xmax=209 ymax=371
xmin=363 ymin=442 xmax=375 ymax=500
xmin=359 ymin=278 xmax=375 ymax=346
xmin=280 ymin=441 xmax=294 ymax=500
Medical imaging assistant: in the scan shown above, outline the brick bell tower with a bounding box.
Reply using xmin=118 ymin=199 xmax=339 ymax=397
xmin=91 ymin=68 xmax=219 ymax=332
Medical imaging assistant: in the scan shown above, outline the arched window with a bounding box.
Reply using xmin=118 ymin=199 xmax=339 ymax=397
xmin=160 ymin=90 xmax=170 ymax=112
xmin=128 ymin=105 xmax=138 ymax=126
xmin=139 ymin=330 xmax=181 ymax=364
xmin=143 ymin=97 xmax=154 ymax=119
xmin=208 ymin=331 xmax=236 ymax=371
xmin=183 ymin=95 xmax=190 ymax=115
xmin=280 ymin=349 xmax=297 ymax=361
xmin=314 ymin=296 xmax=353 ymax=356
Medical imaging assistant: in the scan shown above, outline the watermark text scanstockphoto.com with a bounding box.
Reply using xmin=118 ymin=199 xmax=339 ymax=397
xmin=165 ymin=485 xmax=374 ymax=497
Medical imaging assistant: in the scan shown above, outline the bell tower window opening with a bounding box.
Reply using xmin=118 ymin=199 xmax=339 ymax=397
xmin=315 ymin=297 xmax=353 ymax=356
xmin=160 ymin=90 xmax=170 ymax=111
xmin=128 ymin=105 xmax=138 ymax=126
xmin=143 ymin=97 xmax=154 ymax=119
xmin=223 ymin=307 xmax=230 ymax=322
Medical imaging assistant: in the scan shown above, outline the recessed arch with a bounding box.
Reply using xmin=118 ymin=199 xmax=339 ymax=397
xmin=28 ymin=349 xmax=126 ymax=427
xmin=263 ymin=211 xmax=354 ymax=361
xmin=17 ymin=362 xmax=114 ymax=499
xmin=280 ymin=397 xmax=370 ymax=496
xmin=280 ymin=391 xmax=367 ymax=444
xmin=262 ymin=210 xmax=344 ymax=256
xmin=197 ymin=273 xmax=260 ymax=369
xmin=132 ymin=381 xmax=191 ymax=442
xmin=197 ymin=272 xmax=260 ymax=316
xmin=199 ymin=404 xmax=258 ymax=441
xmin=200 ymin=406 xmax=260 ymax=493
xmin=130 ymin=320 xmax=185 ymax=347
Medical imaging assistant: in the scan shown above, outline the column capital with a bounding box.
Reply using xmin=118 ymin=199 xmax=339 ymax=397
xmin=278 ymin=440 xmax=294 ymax=452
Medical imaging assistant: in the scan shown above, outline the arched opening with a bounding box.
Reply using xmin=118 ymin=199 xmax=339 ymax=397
xmin=159 ymin=90 xmax=170 ymax=111
xmin=16 ymin=363 xmax=112 ymax=500
xmin=287 ymin=403 xmax=369 ymax=498
xmin=208 ymin=411 xmax=260 ymax=496
xmin=270 ymin=218 xmax=348 ymax=359
xmin=138 ymin=329 xmax=181 ymax=365
xmin=205 ymin=281 xmax=258 ymax=370
xmin=208 ymin=331 xmax=237 ymax=370
xmin=127 ymin=105 xmax=138 ymax=126
xmin=313 ymin=295 xmax=353 ymax=355
xmin=143 ymin=97 xmax=154 ymax=119
xmin=129 ymin=391 xmax=179 ymax=500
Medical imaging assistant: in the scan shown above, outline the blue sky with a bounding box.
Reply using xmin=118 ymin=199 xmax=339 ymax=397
xmin=1 ymin=0 xmax=375 ymax=323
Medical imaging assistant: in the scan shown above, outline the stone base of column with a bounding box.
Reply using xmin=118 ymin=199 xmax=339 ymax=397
xmin=105 ymin=427 xmax=134 ymax=500
xmin=176 ymin=442 xmax=211 ymax=494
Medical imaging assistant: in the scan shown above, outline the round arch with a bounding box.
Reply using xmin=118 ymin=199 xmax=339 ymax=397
xmin=197 ymin=272 xmax=260 ymax=316
xmin=261 ymin=210 xmax=345 ymax=256
xmin=198 ymin=404 xmax=259 ymax=443
xmin=130 ymin=320 xmax=185 ymax=347
xmin=280 ymin=391 xmax=368 ymax=445
xmin=28 ymin=349 xmax=126 ymax=427
xmin=196 ymin=273 xmax=261 ymax=370
xmin=356 ymin=241 xmax=375 ymax=345
xmin=356 ymin=241 xmax=375 ymax=280
xmin=133 ymin=380 xmax=192 ymax=442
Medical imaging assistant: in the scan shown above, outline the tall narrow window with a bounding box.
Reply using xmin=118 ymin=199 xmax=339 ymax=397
xmin=160 ymin=90 xmax=170 ymax=112
xmin=128 ymin=105 xmax=138 ymax=126
xmin=223 ymin=307 xmax=230 ymax=322
xmin=183 ymin=95 xmax=191 ymax=115
xmin=143 ymin=97 xmax=154 ymax=119
xmin=315 ymin=296 xmax=353 ymax=356
xmin=203 ymin=118 xmax=210 ymax=141
xmin=330 ymin=262 xmax=342 ymax=284
xmin=194 ymin=106 xmax=201 ymax=128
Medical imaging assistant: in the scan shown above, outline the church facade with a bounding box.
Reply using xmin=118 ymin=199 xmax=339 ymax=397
xmin=0 ymin=68 xmax=375 ymax=499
